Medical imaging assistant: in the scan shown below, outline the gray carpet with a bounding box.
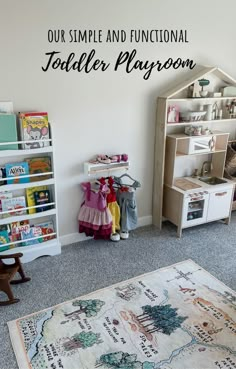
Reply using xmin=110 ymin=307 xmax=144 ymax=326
xmin=0 ymin=217 xmax=236 ymax=369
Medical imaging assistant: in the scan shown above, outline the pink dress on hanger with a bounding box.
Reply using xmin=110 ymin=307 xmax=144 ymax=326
xmin=78 ymin=182 xmax=112 ymax=239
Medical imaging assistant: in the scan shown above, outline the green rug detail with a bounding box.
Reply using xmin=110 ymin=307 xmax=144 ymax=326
xmin=8 ymin=259 xmax=236 ymax=369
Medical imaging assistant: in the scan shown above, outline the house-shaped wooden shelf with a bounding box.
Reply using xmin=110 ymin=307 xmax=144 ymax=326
xmin=153 ymin=65 xmax=236 ymax=230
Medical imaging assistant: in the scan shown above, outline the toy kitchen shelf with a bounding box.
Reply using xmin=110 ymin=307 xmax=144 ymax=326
xmin=84 ymin=160 xmax=130 ymax=176
xmin=167 ymin=118 xmax=236 ymax=127
xmin=164 ymin=131 xmax=229 ymax=186
xmin=0 ymin=126 xmax=61 ymax=263
xmin=153 ymin=65 xmax=236 ymax=234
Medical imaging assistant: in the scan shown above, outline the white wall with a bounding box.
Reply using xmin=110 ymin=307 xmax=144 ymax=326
xmin=1 ymin=0 xmax=236 ymax=243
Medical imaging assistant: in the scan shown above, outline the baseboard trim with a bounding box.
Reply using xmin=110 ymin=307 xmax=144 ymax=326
xmin=60 ymin=215 xmax=153 ymax=247
xmin=137 ymin=215 xmax=153 ymax=227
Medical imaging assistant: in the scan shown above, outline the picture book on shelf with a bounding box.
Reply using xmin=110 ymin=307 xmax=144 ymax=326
xmin=0 ymin=191 xmax=13 ymax=213
xmin=1 ymin=196 xmax=26 ymax=217
xmin=35 ymin=220 xmax=55 ymax=241
xmin=0 ymin=113 xmax=18 ymax=150
xmin=26 ymin=185 xmax=47 ymax=214
xmin=0 ymin=224 xmax=10 ymax=232
xmin=21 ymin=226 xmax=43 ymax=246
xmin=34 ymin=190 xmax=51 ymax=212
xmin=18 ymin=112 xmax=50 ymax=150
xmin=0 ymin=230 xmax=12 ymax=251
xmin=0 ymin=223 xmax=11 ymax=237
xmin=25 ymin=156 xmax=51 ymax=182
xmin=10 ymin=220 xmax=30 ymax=242
xmin=5 ymin=161 xmax=29 ymax=184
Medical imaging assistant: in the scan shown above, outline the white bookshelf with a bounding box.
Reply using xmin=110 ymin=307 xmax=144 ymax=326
xmin=0 ymin=125 xmax=61 ymax=263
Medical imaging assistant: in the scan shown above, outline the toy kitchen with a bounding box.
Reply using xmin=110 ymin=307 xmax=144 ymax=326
xmin=163 ymin=131 xmax=235 ymax=237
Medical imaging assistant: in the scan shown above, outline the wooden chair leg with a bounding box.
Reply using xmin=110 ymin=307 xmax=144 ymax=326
xmin=11 ymin=262 xmax=31 ymax=284
xmin=0 ymin=280 xmax=20 ymax=305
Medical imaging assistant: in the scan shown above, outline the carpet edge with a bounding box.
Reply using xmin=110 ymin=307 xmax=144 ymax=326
xmin=8 ymin=320 xmax=31 ymax=369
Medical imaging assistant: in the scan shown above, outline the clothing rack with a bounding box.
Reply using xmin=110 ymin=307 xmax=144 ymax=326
xmin=85 ymin=174 xmax=141 ymax=190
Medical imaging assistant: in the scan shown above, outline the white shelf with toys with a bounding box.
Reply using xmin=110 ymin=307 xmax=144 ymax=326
xmin=84 ymin=161 xmax=130 ymax=176
xmin=0 ymin=119 xmax=61 ymax=263
xmin=84 ymin=154 xmax=130 ymax=176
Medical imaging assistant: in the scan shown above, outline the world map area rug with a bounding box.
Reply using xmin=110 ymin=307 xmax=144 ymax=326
xmin=8 ymin=259 xmax=236 ymax=369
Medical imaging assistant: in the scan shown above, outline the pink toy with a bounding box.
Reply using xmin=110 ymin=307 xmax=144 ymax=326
xmin=89 ymin=154 xmax=129 ymax=165
xmin=109 ymin=154 xmax=128 ymax=163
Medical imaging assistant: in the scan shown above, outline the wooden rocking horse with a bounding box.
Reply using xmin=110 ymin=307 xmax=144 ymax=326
xmin=0 ymin=253 xmax=31 ymax=306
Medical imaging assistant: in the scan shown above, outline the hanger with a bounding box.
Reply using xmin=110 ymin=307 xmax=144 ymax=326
xmin=113 ymin=173 xmax=141 ymax=189
xmin=90 ymin=179 xmax=101 ymax=184
xmin=80 ymin=180 xmax=104 ymax=194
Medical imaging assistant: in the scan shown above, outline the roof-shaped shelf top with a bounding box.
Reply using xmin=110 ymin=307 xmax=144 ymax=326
xmin=160 ymin=66 xmax=236 ymax=99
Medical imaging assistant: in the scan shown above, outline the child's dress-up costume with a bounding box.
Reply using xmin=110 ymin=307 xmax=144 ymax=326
xmin=78 ymin=182 xmax=112 ymax=239
xmin=116 ymin=189 xmax=138 ymax=232
xmin=114 ymin=176 xmax=139 ymax=232
xmin=106 ymin=177 xmax=120 ymax=235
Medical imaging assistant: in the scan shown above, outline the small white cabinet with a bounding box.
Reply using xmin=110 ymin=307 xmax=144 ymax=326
xmin=164 ymin=180 xmax=234 ymax=237
xmin=207 ymin=188 xmax=233 ymax=222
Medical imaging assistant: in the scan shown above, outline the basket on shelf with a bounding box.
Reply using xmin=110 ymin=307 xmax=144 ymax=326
xmin=180 ymin=111 xmax=206 ymax=122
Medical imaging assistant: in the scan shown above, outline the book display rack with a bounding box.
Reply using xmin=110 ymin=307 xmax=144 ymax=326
xmin=0 ymin=120 xmax=61 ymax=263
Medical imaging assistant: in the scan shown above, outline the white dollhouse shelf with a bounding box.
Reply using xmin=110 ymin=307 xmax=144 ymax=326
xmin=84 ymin=161 xmax=130 ymax=175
